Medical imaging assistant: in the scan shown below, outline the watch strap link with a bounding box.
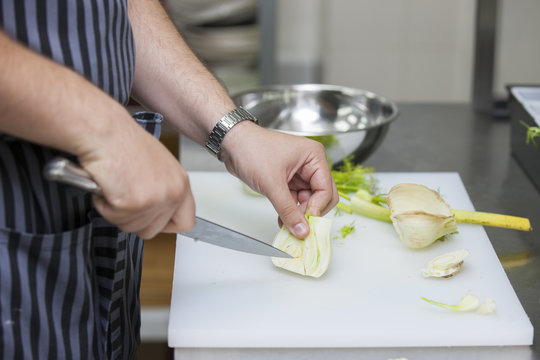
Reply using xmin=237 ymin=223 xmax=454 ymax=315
xmin=205 ymin=107 xmax=258 ymax=160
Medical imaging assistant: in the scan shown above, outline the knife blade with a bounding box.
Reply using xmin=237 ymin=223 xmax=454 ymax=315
xmin=182 ymin=217 xmax=292 ymax=258
xmin=43 ymin=157 xmax=292 ymax=258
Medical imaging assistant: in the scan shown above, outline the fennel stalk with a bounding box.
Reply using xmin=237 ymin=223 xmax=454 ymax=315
xmin=339 ymin=190 xmax=532 ymax=232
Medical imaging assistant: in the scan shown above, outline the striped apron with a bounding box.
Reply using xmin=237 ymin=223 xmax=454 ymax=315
xmin=0 ymin=0 xmax=160 ymax=358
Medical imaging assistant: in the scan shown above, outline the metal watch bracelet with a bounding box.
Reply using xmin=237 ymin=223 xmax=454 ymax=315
xmin=205 ymin=107 xmax=258 ymax=160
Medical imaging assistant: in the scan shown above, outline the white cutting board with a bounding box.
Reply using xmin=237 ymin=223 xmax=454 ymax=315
xmin=168 ymin=172 xmax=533 ymax=348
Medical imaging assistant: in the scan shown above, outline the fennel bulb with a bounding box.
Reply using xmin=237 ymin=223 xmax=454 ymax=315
xmin=271 ymin=215 xmax=333 ymax=278
xmin=387 ymin=183 xmax=457 ymax=248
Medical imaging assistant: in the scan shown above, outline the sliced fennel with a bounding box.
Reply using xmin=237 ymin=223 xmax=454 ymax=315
xmin=271 ymin=215 xmax=332 ymax=278
xmin=421 ymin=294 xmax=480 ymax=312
xmin=387 ymin=183 xmax=457 ymax=248
xmin=422 ymin=249 xmax=469 ymax=278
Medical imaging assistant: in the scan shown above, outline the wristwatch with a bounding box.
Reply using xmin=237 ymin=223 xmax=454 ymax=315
xmin=205 ymin=107 xmax=258 ymax=160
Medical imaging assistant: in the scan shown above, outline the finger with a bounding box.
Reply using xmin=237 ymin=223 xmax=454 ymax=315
xmin=161 ymin=192 xmax=196 ymax=233
xmin=134 ymin=207 xmax=176 ymax=239
xmin=123 ymin=188 xmax=195 ymax=237
xmin=267 ymin=181 xmax=309 ymax=239
xmin=305 ymin=171 xmax=338 ymax=216
xmin=93 ymin=195 xmax=170 ymax=238
xmin=323 ymin=180 xmax=340 ymax=214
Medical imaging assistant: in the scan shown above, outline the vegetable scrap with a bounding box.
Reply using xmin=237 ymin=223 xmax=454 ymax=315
xmin=331 ymin=157 xmax=376 ymax=195
xmin=338 ymin=221 xmax=356 ymax=239
xmin=421 ymin=294 xmax=480 ymax=312
xmin=520 ymin=120 xmax=540 ymax=147
xmin=421 ymin=294 xmax=496 ymax=315
xmin=422 ymin=249 xmax=469 ymax=278
xmin=477 ymin=299 xmax=497 ymax=315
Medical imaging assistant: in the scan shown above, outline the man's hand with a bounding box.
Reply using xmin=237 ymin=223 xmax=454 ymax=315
xmin=78 ymin=112 xmax=196 ymax=239
xmin=0 ymin=30 xmax=195 ymax=240
xmin=220 ymin=121 xmax=338 ymax=239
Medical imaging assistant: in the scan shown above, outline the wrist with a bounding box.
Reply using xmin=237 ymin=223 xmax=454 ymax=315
xmin=71 ymin=103 xmax=135 ymax=158
xmin=205 ymin=106 xmax=258 ymax=160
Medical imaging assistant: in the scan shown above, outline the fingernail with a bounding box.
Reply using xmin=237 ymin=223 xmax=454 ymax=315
xmin=293 ymin=222 xmax=308 ymax=237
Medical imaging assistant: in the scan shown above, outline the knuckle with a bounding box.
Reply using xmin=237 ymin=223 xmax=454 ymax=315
xmin=170 ymin=170 xmax=190 ymax=201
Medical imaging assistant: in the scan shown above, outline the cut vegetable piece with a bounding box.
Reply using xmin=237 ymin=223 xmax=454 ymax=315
xmin=387 ymin=183 xmax=458 ymax=248
xmin=421 ymin=294 xmax=480 ymax=312
xmin=271 ymin=215 xmax=333 ymax=278
xmin=422 ymin=249 xmax=469 ymax=278
xmin=477 ymin=299 xmax=497 ymax=315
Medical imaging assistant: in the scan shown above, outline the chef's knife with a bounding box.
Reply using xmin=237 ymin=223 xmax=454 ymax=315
xmin=43 ymin=157 xmax=292 ymax=258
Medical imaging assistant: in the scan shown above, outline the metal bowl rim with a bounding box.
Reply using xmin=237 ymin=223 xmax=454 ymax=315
xmin=231 ymin=83 xmax=400 ymax=133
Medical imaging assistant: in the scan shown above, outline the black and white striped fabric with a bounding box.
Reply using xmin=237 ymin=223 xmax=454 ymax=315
xmin=0 ymin=0 xmax=135 ymax=103
xmin=0 ymin=1 xmax=162 ymax=359
xmin=0 ymin=113 xmax=162 ymax=359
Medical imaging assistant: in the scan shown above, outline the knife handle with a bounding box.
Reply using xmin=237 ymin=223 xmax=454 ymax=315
xmin=43 ymin=157 xmax=103 ymax=195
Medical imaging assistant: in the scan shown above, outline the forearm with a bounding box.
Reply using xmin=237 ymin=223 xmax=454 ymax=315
xmin=128 ymin=0 xmax=236 ymax=146
xmin=0 ymin=30 xmax=133 ymax=157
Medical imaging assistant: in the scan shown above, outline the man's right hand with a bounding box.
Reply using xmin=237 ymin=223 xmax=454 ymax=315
xmin=78 ymin=112 xmax=196 ymax=239
xmin=0 ymin=31 xmax=196 ymax=239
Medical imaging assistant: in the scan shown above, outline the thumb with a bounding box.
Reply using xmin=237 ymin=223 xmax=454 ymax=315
xmin=268 ymin=185 xmax=310 ymax=239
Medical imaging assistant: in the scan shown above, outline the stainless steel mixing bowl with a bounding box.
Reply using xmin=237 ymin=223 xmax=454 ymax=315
xmin=232 ymin=84 xmax=399 ymax=166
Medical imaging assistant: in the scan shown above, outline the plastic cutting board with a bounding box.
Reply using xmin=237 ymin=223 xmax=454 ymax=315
xmin=168 ymin=172 xmax=533 ymax=348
